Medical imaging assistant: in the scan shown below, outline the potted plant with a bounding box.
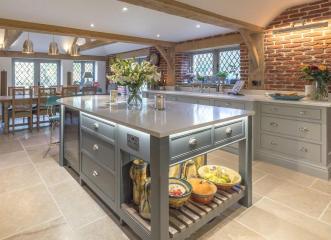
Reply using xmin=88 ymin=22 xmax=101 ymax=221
xmin=216 ymin=71 xmax=228 ymax=93
xmin=107 ymin=58 xmax=161 ymax=108
xmin=301 ymin=64 xmax=331 ymax=101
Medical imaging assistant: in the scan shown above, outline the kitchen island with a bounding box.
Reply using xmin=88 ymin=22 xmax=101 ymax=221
xmin=59 ymin=95 xmax=253 ymax=240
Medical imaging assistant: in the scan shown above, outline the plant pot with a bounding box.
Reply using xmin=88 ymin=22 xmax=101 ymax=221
xmin=312 ymin=81 xmax=329 ymax=101
xmin=127 ymin=87 xmax=142 ymax=109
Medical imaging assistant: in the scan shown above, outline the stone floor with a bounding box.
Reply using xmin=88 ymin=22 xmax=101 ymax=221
xmin=0 ymin=127 xmax=331 ymax=240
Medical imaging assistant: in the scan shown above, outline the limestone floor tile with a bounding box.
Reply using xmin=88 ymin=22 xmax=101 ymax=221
xmin=320 ymin=203 xmax=331 ymax=225
xmin=4 ymin=217 xmax=74 ymax=240
xmin=254 ymin=175 xmax=331 ymax=218
xmin=74 ymin=216 xmax=129 ymax=240
xmin=311 ymin=179 xmax=331 ymax=195
xmin=237 ymin=198 xmax=331 ymax=240
xmin=0 ymin=151 xmax=30 ymax=169
xmin=35 ymin=160 xmax=72 ymax=187
xmin=0 ymin=139 xmax=23 ymax=155
xmin=18 ymin=134 xmax=50 ymax=147
xmin=26 ymin=144 xmax=59 ymax=164
xmin=198 ymin=218 xmax=266 ymax=240
xmin=0 ymin=185 xmax=61 ymax=239
xmin=49 ymin=180 xmax=106 ymax=230
xmin=254 ymin=161 xmax=316 ymax=186
xmin=0 ymin=164 xmax=42 ymax=194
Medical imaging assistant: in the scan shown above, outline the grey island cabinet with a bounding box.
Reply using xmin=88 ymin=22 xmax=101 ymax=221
xmin=59 ymin=95 xmax=253 ymax=240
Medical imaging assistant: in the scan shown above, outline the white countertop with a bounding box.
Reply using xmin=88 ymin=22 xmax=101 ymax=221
xmin=59 ymin=95 xmax=252 ymax=138
xmin=145 ymin=90 xmax=331 ymax=107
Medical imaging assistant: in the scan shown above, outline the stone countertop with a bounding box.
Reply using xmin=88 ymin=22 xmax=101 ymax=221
xmin=144 ymin=90 xmax=331 ymax=107
xmin=59 ymin=95 xmax=252 ymax=138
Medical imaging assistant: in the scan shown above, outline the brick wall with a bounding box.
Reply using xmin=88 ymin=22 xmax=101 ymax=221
xmin=264 ymin=0 xmax=331 ymax=91
xmin=240 ymin=43 xmax=249 ymax=85
xmin=175 ymin=53 xmax=190 ymax=82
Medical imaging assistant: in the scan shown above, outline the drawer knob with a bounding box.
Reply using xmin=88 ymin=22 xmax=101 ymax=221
xmin=299 ymin=111 xmax=306 ymax=115
xmin=299 ymin=127 xmax=309 ymax=132
xmin=189 ymin=138 xmax=198 ymax=147
xmin=270 ymin=141 xmax=278 ymax=146
xmin=269 ymin=122 xmax=278 ymax=127
xmin=93 ymin=122 xmax=99 ymax=129
xmin=92 ymin=144 xmax=99 ymax=151
xmin=300 ymin=147 xmax=308 ymax=153
xmin=225 ymin=127 xmax=233 ymax=135
xmin=92 ymin=170 xmax=99 ymax=177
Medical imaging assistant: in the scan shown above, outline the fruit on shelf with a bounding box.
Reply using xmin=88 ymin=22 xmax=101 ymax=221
xmin=188 ymin=178 xmax=217 ymax=204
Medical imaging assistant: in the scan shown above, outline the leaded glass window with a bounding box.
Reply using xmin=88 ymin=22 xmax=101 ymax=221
xmin=219 ymin=48 xmax=240 ymax=80
xmin=40 ymin=62 xmax=58 ymax=87
xmin=192 ymin=53 xmax=213 ymax=76
xmin=14 ymin=61 xmax=34 ymax=87
xmin=73 ymin=61 xmax=95 ymax=85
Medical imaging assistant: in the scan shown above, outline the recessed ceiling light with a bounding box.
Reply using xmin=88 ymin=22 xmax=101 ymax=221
xmin=156 ymin=34 xmax=160 ymax=38
xmin=122 ymin=7 xmax=128 ymax=12
xmin=90 ymin=23 xmax=95 ymax=28
xmin=196 ymin=24 xmax=201 ymax=28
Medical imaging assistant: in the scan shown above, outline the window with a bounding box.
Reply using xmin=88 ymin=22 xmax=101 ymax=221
xmin=190 ymin=46 xmax=240 ymax=81
xmin=13 ymin=59 xmax=60 ymax=87
xmin=73 ymin=61 xmax=95 ymax=85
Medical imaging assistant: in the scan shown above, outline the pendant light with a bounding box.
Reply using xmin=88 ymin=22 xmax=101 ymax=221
xmin=48 ymin=35 xmax=59 ymax=56
xmin=70 ymin=43 xmax=80 ymax=57
xmin=22 ymin=32 xmax=34 ymax=54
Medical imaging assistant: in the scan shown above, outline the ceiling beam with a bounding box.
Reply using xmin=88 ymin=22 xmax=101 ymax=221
xmin=118 ymin=0 xmax=263 ymax=32
xmin=80 ymin=40 xmax=115 ymax=51
xmin=175 ymin=33 xmax=243 ymax=52
xmin=0 ymin=50 xmax=107 ymax=61
xmin=3 ymin=29 xmax=22 ymax=49
xmin=0 ymin=18 xmax=174 ymax=47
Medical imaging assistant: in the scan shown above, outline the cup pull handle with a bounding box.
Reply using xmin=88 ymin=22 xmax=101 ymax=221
xmin=189 ymin=138 xmax=198 ymax=147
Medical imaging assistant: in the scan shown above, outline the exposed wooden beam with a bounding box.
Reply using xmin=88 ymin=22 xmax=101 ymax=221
xmin=175 ymin=33 xmax=243 ymax=52
xmin=0 ymin=50 xmax=107 ymax=61
xmin=80 ymin=40 xmax=115 ymax=51
xmin=3 ymin=29 xmax=22 ymax=49
xmin=72 ymin=37 xmax=78 ymax=45
xmin=0 ymin=18 xmax=174 ymax=47
xmin=118 ymin=0 xmax=263 ymax=32
xmin=114 ymin=48 xmax=150 ymax=59
xmin=155 ymin=45 xmax=175 ymax=86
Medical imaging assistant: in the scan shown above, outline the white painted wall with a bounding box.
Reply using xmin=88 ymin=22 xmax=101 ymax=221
xmin=96 ymin=61 xmax=106 ymax=93
xmin=61 ymin=59 xmax=73 ymax=86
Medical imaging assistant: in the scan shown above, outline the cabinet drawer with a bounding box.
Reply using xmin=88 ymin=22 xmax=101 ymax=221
xmin=81 ymin=153 xmax=116 ymax=201
xmin=81 ymin=114 xmax=115 ymax=141
xmin=81 ymin=131 xmax=116 ymax=171
xmin=261 ymin=104 xmax=321 ymax=120
xmin=214 ymin=100 xmax=245 ymax=109
xmin=261 ymin=134 xmax=321 ymax=164
xmin=170 ymin=128 xmax=212 ymax=160
xmin=214 ymin=120 xmax=245 ymax=144
xmin=261 ymin=116 xmax=321 ymax=142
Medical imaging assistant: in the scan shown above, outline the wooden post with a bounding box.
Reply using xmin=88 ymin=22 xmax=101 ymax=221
xmin=67 ymin=71 xmax=72 ymax=86
xmin=0 ymin=70 xmax=7 ymax=96
xmin=155 ymin=46 xmax=176 ymax=86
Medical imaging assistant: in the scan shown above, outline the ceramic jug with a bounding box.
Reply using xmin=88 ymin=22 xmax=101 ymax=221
xmin=139 ymin=177 xmax=151 ymax=220
xmin=129 ymin=159 xmax=148 ymax=205
xmin=181 ymin=159 xmax=197 ymax=179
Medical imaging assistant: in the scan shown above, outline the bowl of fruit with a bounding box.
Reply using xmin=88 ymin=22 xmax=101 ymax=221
xmin=169 ymin=178 xmax=192 ymax=208
xmin=187 ymin=177 xmax=217 ymax=204
xmin=198 ymin=165 xmax=241 ymax=190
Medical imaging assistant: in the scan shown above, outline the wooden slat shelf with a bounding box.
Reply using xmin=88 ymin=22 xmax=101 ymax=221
xmin=121 ymin=185 xmax=245 ymax=240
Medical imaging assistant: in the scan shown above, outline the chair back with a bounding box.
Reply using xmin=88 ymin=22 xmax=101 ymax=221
xmin=50 ymin=85 xmax=63 ymax=94
xmin=8 ymin=86 xmax=25 ymax=96
xmin=38 ymin=87 xmax=57 ymax=108
xmin=61 ymin=86 xmax=78 ymax=97
xmin=82 ymin=86 xmax=97 ymax=95
xmin=30 ymin=85 xmax=44 ymax=96
xmin=12 ymin=88 xmax=33 ymax=113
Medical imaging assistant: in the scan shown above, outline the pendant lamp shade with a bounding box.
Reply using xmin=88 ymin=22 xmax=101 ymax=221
xmin=70 ymin=43 xmax=80 ymax=56
xmin=48 ymin=36 xmax=59 ymax=55
xmin=22 ymin=33 xmax=34 ymax=54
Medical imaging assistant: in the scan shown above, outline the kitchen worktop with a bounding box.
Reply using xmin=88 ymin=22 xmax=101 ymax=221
xmin=59 ymin=95 xmax=252 ymax=137
xmin=144 ymin=90 xmax=331 ymax=107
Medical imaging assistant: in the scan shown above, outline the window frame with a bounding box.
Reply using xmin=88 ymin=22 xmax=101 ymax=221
xmin=190 ymin=46 xmax=241 ymax=80
xmin=12 ymin=58 xmax=60 ymax=87
xmin=73 ymin=61 xmax=96 ymax=84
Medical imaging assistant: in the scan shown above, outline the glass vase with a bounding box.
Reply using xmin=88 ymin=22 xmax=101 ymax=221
xmin=127 ymin=87 xmax=142 ymax=109
xmin=312 ymin=81 xmax=329 ymax=101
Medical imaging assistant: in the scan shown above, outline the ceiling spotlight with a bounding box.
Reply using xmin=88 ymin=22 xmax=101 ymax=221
xmin=156 ymin=34 xmax=160 ymax=38
xmin=122 ymin=7 xmax=128 ymax=12
xmin=196 ymin=24 xmax=201 ymax=28
xmin=90 ymin=23 xmax=95 ymax=28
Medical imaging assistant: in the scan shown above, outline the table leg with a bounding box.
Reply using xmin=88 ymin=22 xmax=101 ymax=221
xmin=150 ymin=136 xmax=169 ymax=240
xmin=239 ymin=115 xmax=252 ymax=207
xmin=3 ymin=102 xmax=9 ymax=134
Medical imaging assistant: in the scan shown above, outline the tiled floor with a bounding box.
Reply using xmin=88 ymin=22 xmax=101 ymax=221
xmin=0 ymin=127 xmax=331 ymax=240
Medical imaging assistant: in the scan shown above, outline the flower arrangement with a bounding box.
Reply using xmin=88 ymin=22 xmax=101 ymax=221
xmin=301 ymin=64 xmax=331 ymax=101
xmin=107 ymin=58 xmax=161 ymax=106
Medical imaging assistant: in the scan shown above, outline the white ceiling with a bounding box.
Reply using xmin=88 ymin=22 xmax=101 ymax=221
xmin=0 ymin=0 xmax=315 ymax=55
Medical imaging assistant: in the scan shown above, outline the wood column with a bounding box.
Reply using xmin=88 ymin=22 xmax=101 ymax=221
xmin=155 ymin=46 xmax=176 ymax=86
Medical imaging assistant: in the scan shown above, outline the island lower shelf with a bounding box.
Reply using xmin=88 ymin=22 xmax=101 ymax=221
xmin=121 ymin=185 xmax=245 ymax=240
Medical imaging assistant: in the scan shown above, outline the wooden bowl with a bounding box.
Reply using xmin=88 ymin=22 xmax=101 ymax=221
xmin=188 ymin=178 xmax=217 ymax=204
xmin=169 ymin=178 xmax=192 ymax=208
xmin=198 ymin=165 xmax=241 ymax=190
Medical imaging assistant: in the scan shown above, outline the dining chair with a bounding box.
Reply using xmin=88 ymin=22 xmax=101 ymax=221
xmin=9 ymin=88 xmax=33 ymax=133
xmin=61 ymin=86 xmax=78 ymax=97
xmin=82 ymin=86 xmax=97 ymax=95
xmin=8 ymin=86 xmax=25 ymax=96
xmin=34 ymin=87 xmax=57 ymax=129
xmin=30 ymin=85 xmax=44 ymax=96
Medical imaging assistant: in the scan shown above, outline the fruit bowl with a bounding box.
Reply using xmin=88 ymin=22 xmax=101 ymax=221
xmin=198 ymin=165 xmax=241 ymax=190
xmin=169 ymin=178 xmax=192 ymax=208
xmin=188 ymin=178 xmax=217 ymax=204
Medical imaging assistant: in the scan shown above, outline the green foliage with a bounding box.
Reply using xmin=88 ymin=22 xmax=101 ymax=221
xmin=216 ymin=71 xmax=228 ymax=79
